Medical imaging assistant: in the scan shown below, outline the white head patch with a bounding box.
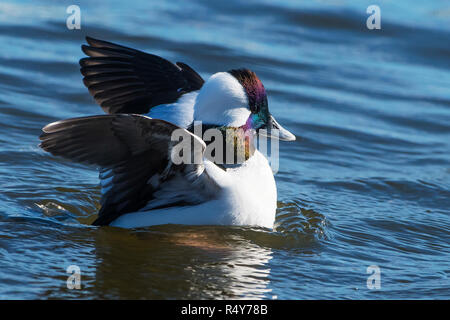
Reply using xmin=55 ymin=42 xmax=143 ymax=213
xmin=193 ymin=72 xmax=250 ymax=127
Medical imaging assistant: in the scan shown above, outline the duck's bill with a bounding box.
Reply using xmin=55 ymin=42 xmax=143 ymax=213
xmin=259 ymin=115 xmax=296 ymax=141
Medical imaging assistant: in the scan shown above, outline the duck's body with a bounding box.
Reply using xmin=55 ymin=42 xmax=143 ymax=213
xmin=39 ymin=37 xmax=295 ymax=229
xmin=110 ymin=150 xmax=277 ymax=228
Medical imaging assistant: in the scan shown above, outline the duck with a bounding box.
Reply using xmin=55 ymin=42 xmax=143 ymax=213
xmin=39 ymin=36 xmax=296 ymax=229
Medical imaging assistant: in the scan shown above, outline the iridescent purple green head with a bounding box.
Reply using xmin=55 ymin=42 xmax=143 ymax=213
xmin=228 ymin=69 xmax=268 ymax=114
xmin=228 ymin=68 xmax=295 ymax=141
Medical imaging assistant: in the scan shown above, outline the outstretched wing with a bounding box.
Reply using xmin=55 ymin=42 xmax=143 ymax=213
xmin=39 ymin=115 xmax=218 ymax=226
xmin=79 ymin=37 xmax=204 ymax=114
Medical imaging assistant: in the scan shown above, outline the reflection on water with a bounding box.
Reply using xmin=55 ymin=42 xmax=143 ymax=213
xmin=0 ymin=201 xmax=325 ymax=299
xmin=91 ymin=227 xmax=274 ymax=299
xmin=0 ymin=0 xmax=449 ymax=299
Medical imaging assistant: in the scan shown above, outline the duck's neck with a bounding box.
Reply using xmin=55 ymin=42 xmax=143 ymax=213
xmin=188 ymin=122 xmax=256 ymax=167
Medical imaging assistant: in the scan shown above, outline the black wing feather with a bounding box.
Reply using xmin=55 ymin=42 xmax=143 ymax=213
xmin=40 ymin=115 xmax=208 ymax=226
xmin=79 ymin=36 xmax=204 ymax=114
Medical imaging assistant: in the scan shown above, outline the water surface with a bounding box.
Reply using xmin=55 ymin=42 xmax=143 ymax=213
xmin=0 ymin=0 xmax=449 ymax=299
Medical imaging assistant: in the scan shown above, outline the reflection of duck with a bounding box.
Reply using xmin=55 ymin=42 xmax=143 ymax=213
xmin=91 ymin=226 xmax=273 ymax=299
xmin=39 ymin=37 xmax=295 ymax=229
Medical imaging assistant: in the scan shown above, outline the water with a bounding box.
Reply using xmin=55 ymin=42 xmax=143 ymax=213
xmin=0 ymin=0 xmax=449 ymax=299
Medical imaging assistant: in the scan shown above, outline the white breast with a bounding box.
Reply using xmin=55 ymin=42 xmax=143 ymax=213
xmin=217 ymin=150 xmax=277 ymax=228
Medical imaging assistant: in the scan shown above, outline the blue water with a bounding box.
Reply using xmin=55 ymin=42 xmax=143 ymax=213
xmin=0 ymin=0 xmax=449 ymax=299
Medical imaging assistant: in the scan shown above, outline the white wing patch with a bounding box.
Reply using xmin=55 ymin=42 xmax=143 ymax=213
xmin=148 ymin=91 xmax=198 ymax=128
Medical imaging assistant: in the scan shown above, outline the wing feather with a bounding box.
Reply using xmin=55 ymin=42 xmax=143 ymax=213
xmin=39 ymin=114 xmax=216 ymax=226
xmin=79 ymin=37 xmax=204 ymax=114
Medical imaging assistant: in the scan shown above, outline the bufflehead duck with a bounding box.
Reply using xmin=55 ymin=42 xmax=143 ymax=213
xmin=39 ymin=37 xmax=295 ymax=229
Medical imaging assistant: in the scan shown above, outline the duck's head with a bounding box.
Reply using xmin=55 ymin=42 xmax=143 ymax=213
xmin=193 ymin=68 xmax=295 ymax=141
